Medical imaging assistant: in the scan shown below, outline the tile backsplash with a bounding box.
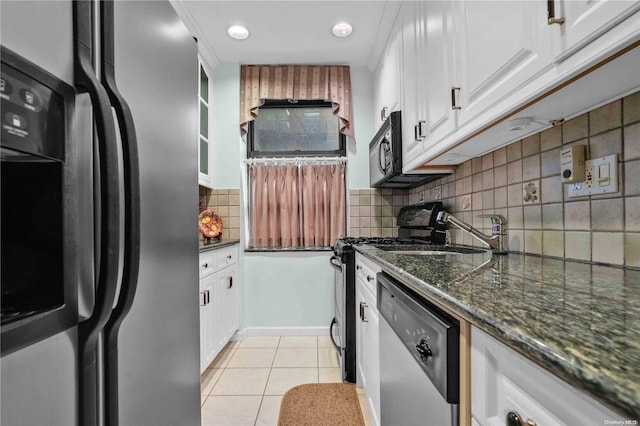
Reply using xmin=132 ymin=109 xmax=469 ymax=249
xmin=400 ymin=90 xmax=640 ymax=267
xmin=348 ymin=188 xmax=408 ymax=238
xmin=199 ymin=188 xmax=241 ymax=241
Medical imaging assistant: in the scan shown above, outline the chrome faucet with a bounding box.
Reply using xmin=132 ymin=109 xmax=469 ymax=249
xmin=436 ymin=211 xmax=508 ymax=254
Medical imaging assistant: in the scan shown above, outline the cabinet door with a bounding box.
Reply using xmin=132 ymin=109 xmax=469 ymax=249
xmin=215 ymin=264 xmax=239 ymax=351
xmin=198 ymin=58 xmax=213 ymax=188
xmin=454 ymin=1 xmax=552 ymax=126
xmin=422 ymin=0 xmax=458 ymax=149
xmin=554 ymin=0 xmax=640 ymax=63
xmin=471 ymin=327 xmax=620 ymax=425
xmin=199 ymin=274 xmax=216 ymax=373
xmin=363 ymin=291 xmax=380 ymax=426
xmin=374 ymin=27 xmax=402 ymax=125
xmin=400 ymin=1 xmax=423 ymax=164
xmin=355 ymin=284 xmax=367 ymax=389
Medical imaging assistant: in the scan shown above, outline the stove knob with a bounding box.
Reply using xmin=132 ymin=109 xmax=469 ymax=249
xmin=415 ymin=338 xmax=432 ymax=362
xmin=506 ymin=411 xmax=536 ymax=426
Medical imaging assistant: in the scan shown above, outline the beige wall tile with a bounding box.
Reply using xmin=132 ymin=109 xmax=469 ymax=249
xmin=590 ymin=99 xmax=622 ymax=135
xmin=623 ymin=91 xmax=640 ymax=125
xmin=522 ymin=155 xmax=541 ymax=181
xmin=543 ymin=230 xmax=564 ymax=257
xmin=542 ymin=203 xmax=563 ymax=230
xmin=590 ymin=128 xmax=622 ymax=158
xmin=483 ymin=190 xmax=494 ymax=209
xmin=624 ymin=122 xmax=640 ymax=161
xmin=472 ymin=157 xmax=483 ymax=174
xmin=540 ymin=176 xmax=563 ymax=203
xmin=507 ymin=183 xmax=523 ymax=207
xmin=591 ymin=198 xmax=623 ymax=231
xmin=494 ymin=147 xmax=507 ymax=166
xmin=626 ymin=233 xmax=640 ymax=267
xmin=494 ymin=165 xmax=507 ymax=188
xmin=562 ymin=114 xmax=588 ymax=144
xmin=625 ymin=160 xmax=640 ymax=196
xmin=524 ymin=230 xmax=542 ymax=255
xmin=541 ymin=125 xmax=562 ymax=151
xmin=626 ymin=197 xmax=640 ymax=232
xmin=507 ymin=159 xmax=523 ymax=183
xmin=524 ymin=205 xmax=542 ymax=229
xmin=522 ymin=134 xmax=540 ymax=157
xmin=565 ymin=231 xmax=591 ymax=261
xmin=507 ymin=140 xmax=522 ymax=162
xmin=509 ymin=229 xmax=524 ymax=252
xmin=564 ymin=201 xmax=590 ymax=230
xmin=592 ymin=232 xmax=624 ymax=265
xmin=494 ymin=187 xmax=508 ymax=208
xmin=482 ymin=152 xmax=494 ymax=171
xmin=482 ymin=170 xmax=494 ymax=189
xmin=508 ymin=206 xmax=524 ymax=229
xmin=540 ymin=148 xmax=561 ymax=177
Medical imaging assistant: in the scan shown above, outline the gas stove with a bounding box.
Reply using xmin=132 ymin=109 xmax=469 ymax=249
xmin=332 ymin=237 xmax=430 ymax=256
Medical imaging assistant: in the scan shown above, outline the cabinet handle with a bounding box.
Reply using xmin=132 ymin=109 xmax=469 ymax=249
xmin=228 ymin=276 xmax=233 ymax=289
xmin=506 ymin=411 xmax=536 ymax=426
xmin=381 ymin=107 xmax=389 ymax=121
xmin=546 ymin=0 xmax=565 ymax=25
xmin=359 ymin=302 xmax=368 ymax=322
xmin=451 ymin=87 xmax=461 ymax=110
xmin=206 ymin=289 xmax=210 ymax=305
xmin=414 ymin=124 xmax=420 ymax=142
xmin=200 ymin=291 xmax=207 ymax=306
xmin=367 ymin=275 xmax=375 ymax=282
xmin=418 ymin=120 xmax=426 ymax=139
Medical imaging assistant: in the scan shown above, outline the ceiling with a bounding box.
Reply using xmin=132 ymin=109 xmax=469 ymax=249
xmin=172 ymin=1 xmax=399 ymax=70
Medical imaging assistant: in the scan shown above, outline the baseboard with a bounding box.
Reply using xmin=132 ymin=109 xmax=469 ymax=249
xmin=232 ymin=326 xmax=330 ymax=340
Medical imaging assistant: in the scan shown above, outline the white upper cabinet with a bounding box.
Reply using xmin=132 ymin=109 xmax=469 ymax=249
xmin=373 ymin=21 xmax=402 ymax=125
xmin=422 ymin=0 xmax=458 ymax=155
xmin=454 ymin=0 xmax=552 ymax=127
xmin=374 ymin=0 xmax=640 ymax=171
xmin=553 ymin=0 xmax=640 ymax=63
xmin=198 ymin=57 xmax=213 ymax=189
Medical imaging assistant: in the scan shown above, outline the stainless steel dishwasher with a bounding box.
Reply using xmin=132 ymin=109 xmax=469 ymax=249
xmin=377 ymin=272 xmax=459 ymax=426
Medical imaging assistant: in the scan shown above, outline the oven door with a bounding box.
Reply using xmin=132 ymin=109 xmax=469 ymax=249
xmin=329 ymin=255 xmax=346 ymax=373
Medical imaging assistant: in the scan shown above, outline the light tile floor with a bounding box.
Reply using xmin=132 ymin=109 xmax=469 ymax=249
xmin=200 ymin=336 xmax=374 ymax=426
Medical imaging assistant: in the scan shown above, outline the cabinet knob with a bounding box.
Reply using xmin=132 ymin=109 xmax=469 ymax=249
xmin=356 ymin=265 xmax=362 ymax=271
xmin=367 ymin=275 xmax=375 ymax=282
xmin=506 ymin=411 xmax=536 ymax=426
xmin=202 ymin=262 xmax=208 ymax=268
xmin=226 ymin=255 xmax=232 ymax=260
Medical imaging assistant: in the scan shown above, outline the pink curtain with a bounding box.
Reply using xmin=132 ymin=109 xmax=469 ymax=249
xmin=240 ymin=65 xmax=354 ymax=139
xmin=249 ymin=163 xmax=346 ymax=248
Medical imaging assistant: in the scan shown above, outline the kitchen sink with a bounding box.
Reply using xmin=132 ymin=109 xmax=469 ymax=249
xmin=376 ymin=245 xmax=488 ymax=255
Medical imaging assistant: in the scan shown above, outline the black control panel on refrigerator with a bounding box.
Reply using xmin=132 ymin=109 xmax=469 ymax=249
xmin=1 ymin=47 xmax=76 ymax=356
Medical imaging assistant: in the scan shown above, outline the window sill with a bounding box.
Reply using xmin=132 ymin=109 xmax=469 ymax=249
xmin=244 ymin=247 xmax=332 ymax=253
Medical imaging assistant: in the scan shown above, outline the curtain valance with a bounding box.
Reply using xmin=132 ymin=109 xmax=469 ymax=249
xmin=240 ymin=65 xmax=354 ymax=139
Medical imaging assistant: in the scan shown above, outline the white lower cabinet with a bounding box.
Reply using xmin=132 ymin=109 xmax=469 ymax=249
xmin=199 ymin=245 xmax=239 ymax=373
xmin=355 ymin=253 xmax=381 ymax=426
xmin=471 ymin=326 xmax=621 ymax=425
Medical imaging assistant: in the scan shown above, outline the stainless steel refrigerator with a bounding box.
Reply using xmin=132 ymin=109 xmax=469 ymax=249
xmin=1 ymin=1 xmax=201 ymax=425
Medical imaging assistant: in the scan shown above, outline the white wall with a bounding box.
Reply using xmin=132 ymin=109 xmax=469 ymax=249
xmin=210 ymin=63 xmax=374 ymax=331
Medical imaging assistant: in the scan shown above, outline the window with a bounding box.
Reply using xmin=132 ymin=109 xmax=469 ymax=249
xmin=246 ymin=101 xmax=346 ymax=250
xmin=247 ymin=100 xmax=346 ymax=157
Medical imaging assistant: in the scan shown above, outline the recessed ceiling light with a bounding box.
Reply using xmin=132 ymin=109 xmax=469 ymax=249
xmin=332 ymin=22 xmax=353 ymax=38
xmin=507 ymin=117 xmax=533 ymax=131
xmin=227 ymin=25 xmax=249 ymax=40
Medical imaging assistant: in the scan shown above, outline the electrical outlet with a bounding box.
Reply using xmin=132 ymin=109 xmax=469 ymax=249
xmin=567 ymin=154 xmax=618 ymax=197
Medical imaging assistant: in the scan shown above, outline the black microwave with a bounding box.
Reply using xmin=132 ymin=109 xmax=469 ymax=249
xmin=368 ymin=111 xmax=449 ymax=188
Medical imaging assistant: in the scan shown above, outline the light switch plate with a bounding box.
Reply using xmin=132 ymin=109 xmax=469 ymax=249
xmin=567 ymin=154 xmax=618 ymax=197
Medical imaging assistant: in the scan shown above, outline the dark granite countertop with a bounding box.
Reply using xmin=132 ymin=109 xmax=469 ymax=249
xmin=199 ymin=239 xmax=240 ymax=253
xmin=355 ymin=245 xmax=640 ymax=418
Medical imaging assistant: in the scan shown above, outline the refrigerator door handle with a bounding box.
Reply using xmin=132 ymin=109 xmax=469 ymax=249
xmin=99 ymin=1 xmax=142 ymax=425
xmin=73 ymin=1 xmax=122 ymax=426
